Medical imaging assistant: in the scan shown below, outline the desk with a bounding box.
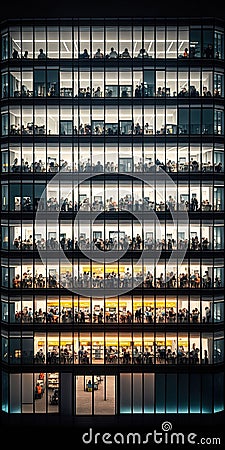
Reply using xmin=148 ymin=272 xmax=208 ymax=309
xmin=13 ymin=278 xmax=21 ymax=288
xmin=86 ymin=381 xmax=98 ymax=391
xmin=202 ymin=204 xmax=212 ymax=211
xmin=60 ymin=87 xmax=73 ymax=97
xmin=53 ymin=314 xmax=59 ymax=323
xmin=177 ymin=355 xmax=188 ymax=364
xmin=202 ymin=163 xmax=213 ymax=172
xmin=179 ymin=163 xmax=189 ymax=171
xmin=35 ymin=126 xmax=45 ymax=135
xmin=34 ymin=314 xmax=45 ymax=323
xmin=145 ymin=128 xmax=154 ymax=134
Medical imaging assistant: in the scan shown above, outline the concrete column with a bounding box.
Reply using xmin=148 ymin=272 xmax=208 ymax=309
xmin=60 ymin=372 xmax=72 ymax=415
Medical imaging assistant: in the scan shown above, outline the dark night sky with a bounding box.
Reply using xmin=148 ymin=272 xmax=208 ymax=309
xmin=0 ymin=1 xmax=224 ymax=20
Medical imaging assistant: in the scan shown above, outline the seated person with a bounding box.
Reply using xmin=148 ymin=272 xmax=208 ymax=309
xmin=215 ymin=161 xmax=222 ymax=172
xmin=50 ymin=388 xmax=59 ymax=404
xmin=22 ymin=50 xmax=29 ymax=59
xmin=178 ymin=86 xmax=188 ymax=97
xmin=48 ymin=86 xmax=55 ymax=97
xmin=189 ymin=85 xmax=199 ymax=97
xmin=203 ymin=43 xmax=213 ymax=59
xmin=87 ymin=379 xmax=92 ymax=388
xmin=183 ymin=47 xmax=189 ymax=58
xmin=107 ymin=47 xmax=118 ymax=58
xmin=137 ymin=48 xmax=149 ymax=58
xmin=214 ymin=88 xmax=220 ymax=97
xmin=121 ymin=47 xmax=131 ymax=58
xmin=79 ymin=48 xmax=89 ymax=59
xmin=94 ymin=48 xmax=104 ymax=58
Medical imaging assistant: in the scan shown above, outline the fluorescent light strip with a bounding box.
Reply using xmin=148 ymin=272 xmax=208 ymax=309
xmin=167 ymin=42 xmax=174 ymax=52
xmin=63 ymin=42 xmax=70 ymax=52
xmin=147 ymin=41 xmax=153 ymax=53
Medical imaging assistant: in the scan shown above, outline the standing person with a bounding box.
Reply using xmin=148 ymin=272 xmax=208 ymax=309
xmin=205 ymin=306 xmax=211 ymax=323
xmin=38 ymin=48 xmax=46 ymax=59
xmin=12 ymin=49 xmax=19 ymax=58
xmin=204 ymin=43 xmax=213 ymax=58
xmin=203 ymin=86 xmax=212 ymax=96
xmin=36 ymin=382 xmax=42 ymax=398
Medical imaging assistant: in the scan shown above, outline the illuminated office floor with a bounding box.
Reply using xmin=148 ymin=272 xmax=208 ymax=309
xmin=76 ymin=375 xmax=115 ymax=415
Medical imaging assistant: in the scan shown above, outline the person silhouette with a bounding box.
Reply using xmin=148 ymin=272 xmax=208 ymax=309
xmin=38 ymin=48 xmax=46 ymax=59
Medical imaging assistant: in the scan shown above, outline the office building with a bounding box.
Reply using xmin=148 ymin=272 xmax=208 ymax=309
xmin=0 ymin=17 xmax=224 ymax=424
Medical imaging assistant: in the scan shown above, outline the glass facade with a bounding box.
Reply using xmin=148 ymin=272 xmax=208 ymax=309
xmin=0 ymin=17 xmax=224 ymax=418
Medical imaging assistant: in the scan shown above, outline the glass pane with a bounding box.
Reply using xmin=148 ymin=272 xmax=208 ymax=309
xmin=202 ymin=374 xmax=212 ymax=413
xmin=119 ymin=27 xmax=132 ymax=58
xmin=203 ymin=30 xmax=213 ymax=59
xmin=22 ymin=28 xmax=33 ymax=59
xmin=10 ymin=27 xmax=21 ymax=59
xmin=178 ymin=374 xmax=188 ymax=413
xmin=60 ymin=27 xmax=72 ymax=58
xmin=214 ymin=373 xmax=224 ymax=412
xmin=48 ymin=373 xmax=59 ymax=413
xmin=2 ymin=73 xmax=8 ymax=98
xmin=22 ymin=373 xmax=33 ymax=413
xmin=190 ymin=29 xmax=201 ymax=58
xmin=190 ymin=374 xmax=200 ymax=413
xmin=156 ymin=374 xmax=165 ymax=413
xmin=10 ymin=373 xmax=21 ymax=413
xmin=156 ymin=27 xmax=165 ymax=58
xmin=94 ymin=376 xmax=115 ymax=415
xmin=2 ymin=33 xmax=9 ymax=60
xmin=34 ymin=27 xmax=46 ymax=59
xmin=47 ymin=27 xmax=59 ymax=58
xmin=120 ymin=373 xmax=131 ymax=413
xmin=166 ymin=27 xmax=177 ymax=58
xmin=34 ymin=372 xmax=46 ymax=413
xmin=166 ymin=374 xmax=177 ymax=412
xmin=144 ymin=373 xmax=154 ymax=413
xmin=133 ymin=373 xmax=142 ymax=413
xmin=2 ymin=371 xmax=8 ymax=412
xmin=105 ymin=26 xmax=118 ymax=57
xmin=76 ymin=375 xmax=92 ymax=414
